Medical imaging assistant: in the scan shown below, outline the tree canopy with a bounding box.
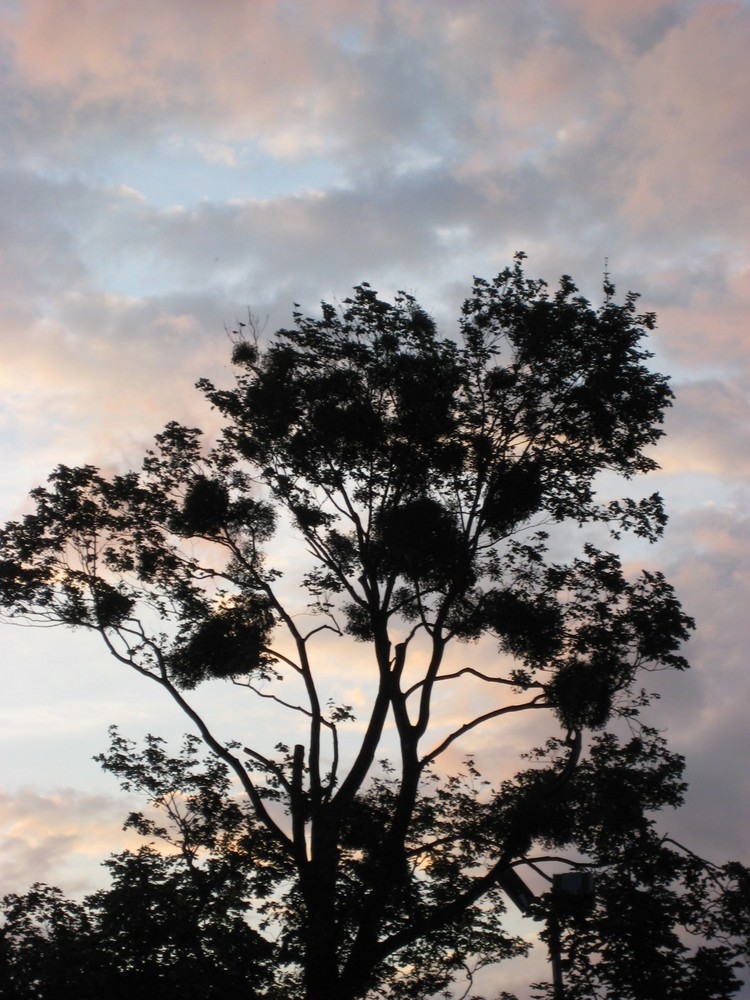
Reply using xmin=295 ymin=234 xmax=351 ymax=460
xmin=1 ymin=255 xmax=747 ymax=999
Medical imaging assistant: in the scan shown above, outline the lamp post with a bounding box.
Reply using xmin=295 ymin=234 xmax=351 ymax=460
xmin=499 ymin=867 xmax=595 ymax=1000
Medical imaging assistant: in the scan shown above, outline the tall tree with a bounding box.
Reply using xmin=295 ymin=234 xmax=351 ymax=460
xmin=1 ymin=255 xmax=747 ymax=998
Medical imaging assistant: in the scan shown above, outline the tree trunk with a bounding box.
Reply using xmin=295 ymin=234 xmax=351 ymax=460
xmin=302 ymin=816 xmax=349 ymax=1000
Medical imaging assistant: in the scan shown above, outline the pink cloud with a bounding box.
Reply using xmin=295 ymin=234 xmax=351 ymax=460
xmin=0 ymin=787 xmax=139 ymax=896
xmin=4 ymin=0 xmax=368 ymax=149
xmin=614 ymin=3 xmax=750 ymax=235
xmin=655 ymin=378 xmax=750 ymax=479
xmin=564 ymin=0 xmax=684 ymax=56
xmin=654 ymin=265 xmax=750 ymax=372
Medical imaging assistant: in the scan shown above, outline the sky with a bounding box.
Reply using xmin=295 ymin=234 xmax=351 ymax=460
xmin=0 ymin=0 xmax=749 ymax=995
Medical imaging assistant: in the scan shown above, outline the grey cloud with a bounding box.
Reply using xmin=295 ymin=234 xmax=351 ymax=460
xmin=0 ymin=171 xmax=91 ymax=323
xmin=646 ymin=504 xmax=750 ymax=859
xmin=660 ymin=379 xmax=750 ymax=479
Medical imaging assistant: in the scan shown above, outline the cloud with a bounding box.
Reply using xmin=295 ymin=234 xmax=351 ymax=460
xmin=647 ymin=263 xmax=750 ymax=376
xmin=641 ymin=502 xmax=750 ymax=859
xmin=1 ymin=0 xmax=369 ymax=164
xmin=655 ymin=377 xmax=750 ymax=480
xmin=3 ymin=1 xmax=747 ymax=298
xmin=0 ymin=786 xmax=138 ymax=896
xmin=615 ymin=4 xmax=750 ymax=238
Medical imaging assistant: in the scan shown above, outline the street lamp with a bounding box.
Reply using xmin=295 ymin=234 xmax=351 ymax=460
xmin=499 ymin=867 xmax=595 ymax=1000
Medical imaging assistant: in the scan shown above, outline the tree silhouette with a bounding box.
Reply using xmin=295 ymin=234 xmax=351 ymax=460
xmin=1 ymin=255 xmax=747 ymax=999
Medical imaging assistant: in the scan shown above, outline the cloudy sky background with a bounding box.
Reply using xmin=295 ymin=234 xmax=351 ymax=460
xmin=1 ymin=0 xmax=749 ymax=994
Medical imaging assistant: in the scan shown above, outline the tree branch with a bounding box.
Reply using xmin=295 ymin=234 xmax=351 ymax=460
xmin=421 ymin=696 xmax=548 ymax=767
xmin=404 ymin=664 xmax=544 ymax=699
xmin=96 ymin=623 xmax=294 ymax=852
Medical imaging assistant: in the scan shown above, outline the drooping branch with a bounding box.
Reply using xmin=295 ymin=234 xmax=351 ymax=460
xmin=404 ymin=664 xmax=545 ymax=699
xmin=421 ymin=696 xmax=548 ymax=767
xmin=96 ymin=623 xmax=294 ymax=852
